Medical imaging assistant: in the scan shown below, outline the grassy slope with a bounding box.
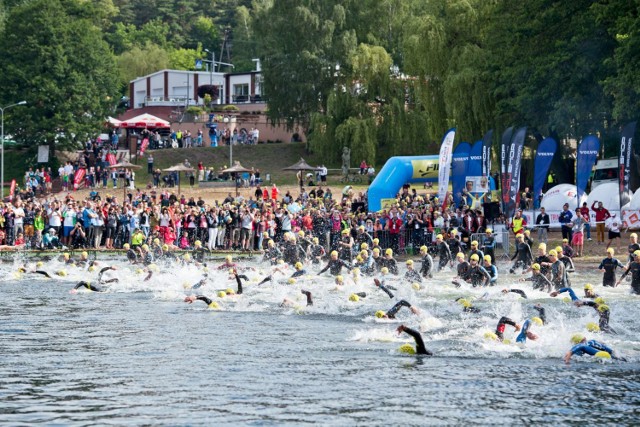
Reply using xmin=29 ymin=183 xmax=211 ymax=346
xmin=135 ymin=143 xmax=336 ymax=186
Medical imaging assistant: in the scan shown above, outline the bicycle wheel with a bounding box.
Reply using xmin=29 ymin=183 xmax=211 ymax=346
xmin=339 ymin=176 xmax=348 ymax=184
xmin=352 ymin=175 xmax=362 ymax=184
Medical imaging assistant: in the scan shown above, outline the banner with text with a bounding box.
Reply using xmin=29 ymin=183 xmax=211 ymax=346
xmin=437 ymin=128 xmax=456 ymax=201
xmin=451 ymin=142 xmax=471 ymax=206
xmin=619 ymin=121 xmax=637 ymax=208
xmin=533 ymin=137 xmax=557 ymax=203
xmin=500 ymin=127 xmax=514 ymax=211
xmin=576 ymin=135 xmax=600 ymax=202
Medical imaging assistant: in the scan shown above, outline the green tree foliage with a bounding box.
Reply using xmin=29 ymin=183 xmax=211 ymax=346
xmin=0 ymin=0 xmax=119 ymax=153
xmin=117 ymin=42 xmax=170 ymax=83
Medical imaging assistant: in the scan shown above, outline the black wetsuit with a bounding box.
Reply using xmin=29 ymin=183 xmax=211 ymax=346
xmin=74 ymin=281 xmax=103 ymax=292
xmin=401 ymin=327 xmax=432 ymax=355
xmin=525 ymin=273 xmax=553 ymax=292
xmin=469 ymin=249 xmax=484 ymax=262
xmin=301 ymin=290 xmax=313 ymax=306
xmin=193 ymin=247 xmax=211 ymax=263
xmin=436 ymin=241 xmax=452 ymax=270
xmin=373 ymin=256 xmax=385 ymax=271
xmin=126 ymin=249 xmax=138 ymax=262
xmin=386 ymin=300 xmax=412 ymax=319
xmin=462 ymin=265 xmax=491 ymax=287
xmin=619 ymin=262 xmax=640 ymax=294
xmin=550 ymin=260 xmax=568 ymax=290
xmin=381 ymin=258 xmax=399 ymax=275
xmin=560 ymin=256 xmax=575 ymax=273
xmin=456 ymin=261 xmax=470 ymax=278
xmin=309 ymin=244 xmax=326 ymax=264
xmin=510 ymin=242 xmax=533 ymax=273
xmin=628 ymin=243 xmax=640 ymax=263
xmin=533 ymin=305 xmax=546 ymax=324
xmin=318 ymin=259 xmax=351 ymax=276
xmin=234 ymin=274 xmax=249 ymax=294
xmin=448 ymin=238 xmax=462 ymax=256
xmin=581 ymin=301 xmax=614 ymax=333
xmin=97 ymin=267 xmax=119 ymax=284
xmin=535 ymin=255 xmax=551 ymax=278
xmin=377 ymin=282 xmax=395 ymax=299
xmin=32 ymin=270 xmax=52 ymax=278
xmin=599 ymin=257 xmax=625 ymax=287
xmin=420 ymin=254 xmax=434 ymax=278
xmin=405 ymin=269 xmax=422 ymax=283
xmin=506 ymin=289 xmax=527 ymax=298
xmin=495 ymin=316 xmax=517 ymax=340
xmin=338 ymin=235 xmax=353 ymax=262
xmin=482 ymin=236 xmax=496 ymax=264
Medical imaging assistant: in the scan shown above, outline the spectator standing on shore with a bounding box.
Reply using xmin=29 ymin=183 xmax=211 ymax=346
xmin=147 ymin=154 xmax=154 ymax=174
xmin=605 ymin=213 xmax=621 ymax=252
xmin=591 ymin=201 xmax=611 ymax=245
xmin=559 ymin=203 xmax=573 ymax=242
xmin=579 ymin=202 xmax=591 ymax=241
xmin=535 ymin=207 xmax=550 ymax=244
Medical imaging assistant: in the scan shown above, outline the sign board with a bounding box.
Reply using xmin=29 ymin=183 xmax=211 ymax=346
xmin=37 ymin=145 xmax=49 ymax=163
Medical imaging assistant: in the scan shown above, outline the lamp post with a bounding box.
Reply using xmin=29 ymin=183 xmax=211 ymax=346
xmin=0 ymin=100 xmax=27 ymax=199
xmin=204 ymin=48 xmax=215 ymax=84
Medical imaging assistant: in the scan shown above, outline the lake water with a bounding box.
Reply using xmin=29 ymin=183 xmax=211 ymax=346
xmin=1 ymin=258 xmax=639 ymax=425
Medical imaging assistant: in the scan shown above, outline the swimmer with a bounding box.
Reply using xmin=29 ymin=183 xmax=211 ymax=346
xmin=97 ymin=266 xmax=119 ymax=284
xmin=541 ymin=250 xmax=568 ymax=290
xmin=468 ymin=240 xmax=484 ymax=262
xmin=404 ymin=260 xmax=422 ymax=283
xmin=71 ymin=281 xmax=103 ymax=293
xmin=317 ymin=251 xmax=352 ymax=276
xmin=564 ymin=334 xmax=624 ymax=364
xmin=483 ymin=255 xmax=498 ymax=286
xmin=447 ymin=230 xmax=462 ymax=258
xmin=458 ymin=254 xmax=491 ymax=287
xmin=501 ymin=288 xmax=527 ymax=298
xmin=380 ymin=248 xmax=399 ymax=275
xmin=519 ymin=263 xmax=553 ymax=292
xmin=192 ymin=240 xmax=211 ymax=263
xmin=455 ymin=297 xmax=480 ymax=313
xmin=301 ymin=290 xmax=313 ymax=306
xmin=515 ymin=318 xmax=541 ymax=344
xmin=616 ymin=250 xmax=640 ymax=294
xmin=418 ymin=245 xmax=434 ymax=278
xmin=533 ymin=304 xmax=547 ymax=325
xmin=376 ymin=300 xmax=419 ymax=319
xmin=374 ymin=273 xmax=396 ymax=299
xmin=263 ymin=240 xmax=283 ymax=265
xmin=509 ymin=234 xmax=533 ymax=273
xmin=217 ymin=255 xmax=237 ymax=270
xmin=574 ymin=299 xmax=615 ymax=334
xmin=232 ymin=269 xmax=249 ymax=295
xmin=550 ymin=283 xmax=597 ymax=301
xmin=452 ymin=252 xmax=470 ymax=286
xmin=598 ymin=248 xmax=625 ymax=287
xmin=435 ymin=234 xmax=453 ymax=270
xmin=396 ymin=324 xmax=432 ymax=355
xmin=307 ymin=237 xmax=326 ymax=264
xmin=494 ymin=316 xmax=521 ymax=341
xmin=481 ymin=229 xmax=496 ymax=263
xmin=290 ymin=262 xmax=307 ymax=278
xmin=183 ymin=295 xmax=219 ymax=309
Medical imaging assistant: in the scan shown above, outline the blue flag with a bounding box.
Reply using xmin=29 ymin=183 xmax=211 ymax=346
xmin=533 ymin=137 xmax=557 ymax=206
xmin=576 ymin=135 xmax=600 ymax=202
xmin=468 ymin=140 xmax=483 ymax=178
xmin=451 ymin=142 xmax=471 ymax=206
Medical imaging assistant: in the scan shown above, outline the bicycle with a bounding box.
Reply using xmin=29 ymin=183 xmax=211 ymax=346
xmin=339 ymin=173 xmax=363 ymax=184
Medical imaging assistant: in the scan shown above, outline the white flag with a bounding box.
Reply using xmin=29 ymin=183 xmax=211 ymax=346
xmin=437 ymin=128 xmax=456 ymax=201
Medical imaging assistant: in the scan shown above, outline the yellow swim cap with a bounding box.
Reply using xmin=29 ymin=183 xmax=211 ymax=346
xmin=571 ymin=333 xmax=585 ymax=344
xmin=361 ymin=243 xmax=368 ymax=250
xmin=372 ymin=248 xmax=380 ymax=254
xmin=268 ymin=240 xmax=275 ymax=247
xmin=631 ymin=233 xmax=638 ymax=238
xmin=375 ymin=310 xmax=385 ymax=318
xmin=486 ymin=229 xmax=492 ymax=234
xmin=594 ymin=297 xmax=605 ymax=305
xmin=555 ymin=246 xmax=563 ymax=254
xmin=483 ymin=255 xmax=492 ymax=263
xmin=584 ymin=283 xmax=593 ymax=291
xmin=381 ymin=267 xmax=389 ymax=274
xmin=634 ymin=250 xmax=640 ymax=257
xmin=606 ymin=247 xmax=614 ymax=255
xmin=298 ymin=230 xmax=305 ymax=237
xmin=208 ymin=302 xmax=220 ymax=309
xmin=398 ymin=344 xmax=416 ymax=355
xmin=516 ymin=234 xmax=524 ymax=240
xmin=457 ymin=298 xmax=470 ymax=307
xmin=88 ymin=266 xmax=96 ymax=272
xmin=484 ymin=331 xmax=498 ymax=341
xmin=36 ymin=261 xmax=43 ymax=267
xmin=352 ymin=268 xmax=360 ymax=275
xmin=225 ymin=288 xmax=235 ymax=295
xmin=287 ymin=278 xmax=296 ymax=284
xmin=217 ymin=291 xmax=227 ymax=298
xmin=470 ymin=254 xmax=479 ymax=262
xmin=436 ymin=234 xmax=443 ymax=240
xmin=295 ymin=262 xmax=303 ymax=270
xmin=456 ymin=252 xmax=465 ymax=259
xmin=385 ymin=248 xmax=393 ymax=256
xmin=153 ymin=238 xmax=160 ymax=245
xmin=524 ymin=230 xmax=531 ymax=235
xmin=226 ymin=255 xmax=232 ymax=262
xmin=471 ymin=240 xmax=478 ymax=247
xmin=81 ymin=251 xmax=88 ymax=258
xmin=123 ymin=244 xmax=130 ymax=250
xmin=420 ymin=245 xmax=428 ymax=253
xmin=331 ymin=250 xmax=338 ymax=257
xmin=142 ymin=244 xmax=149 ymax=251
xmin=538 ymin=243 xmax=546 ymax=250
xmin=451 ymin=229 xmax=457 ymax=235
xmin=531 ymin=317 xmax=543 ymax=326
xmin=548 ymin=250 xmax=557 ymax=257
xmin=312 ymin=237 xmax=319 ymax=244
xmin=56 ymin=270 xmax=67 ymax=277
xmin=563 ymin=238 xmax=568 ymax=243
xmin=63 ymin=253 xmax=70 ymax=258
xmin=597 ymin=304 xmax=610 ymax=312
xmin=278 ymin=259 xmax=285 ymax=265
xmin=412 ymin=283 xmax=421 ymax=291
xmin=373 ymin=238 xmax=379 ymax=244
xmin=341 ymin=229 xmax=349 ymax=234
xmin=195 ymin=240 xmax=202 ymax=247
xmin=406 ymin=259 xmax=414 ymax=265
xmin=183 ymin=253 xmax=191 ymax=261
xmin=162 ymin=244 xmax=169 ymax=251
xmin=356 ymin=255 xmax=363 ymax=262
xmin=594 ymin=351 xmax=611 ymax=359
xmin=349 ymin=293 xmax=359 ymax=302
xmin=586 ymin=322 xmax=600 ymax=332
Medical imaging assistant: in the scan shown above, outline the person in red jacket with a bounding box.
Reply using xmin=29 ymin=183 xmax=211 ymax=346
xmin=591 ymin=201 xmax=611 ymax=244
xmin=271 ymin=184 xmax=279 ymax=201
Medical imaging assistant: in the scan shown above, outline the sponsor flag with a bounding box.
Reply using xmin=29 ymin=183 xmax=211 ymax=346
xmin=619 ymin=121 xmax=637 ymax=208
xmin=533 ymin=137 xmax=557 ymax=206
xmin=451 ymin=142 xmax=471 ymax=206
xmin=506 ymin=127 xmax=527 ymax=218
xmin=107 ymin=152 xmax=117 ymax=166
xmin=437 ymin=128 xmax=456 ymax=201
xmin=576 ymin=135 xmax=600 ymax=202
xmin=9 ymin=179 xmax=16 ymax=201
xmin=140 ymin=137 xmax=149 ymax=155
xmin=500 ymin=127 xmax=514 ymax=210
xmin=73 ymin=168 xmax=86 ymax=191
xmin=481 ymin=130 xmax=493 ymax=177
xmin=468 ymin=140 xmax=483 ymax=178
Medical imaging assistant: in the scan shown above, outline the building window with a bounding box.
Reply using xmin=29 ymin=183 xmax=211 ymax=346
xmin=233 ymin=84 xmax=249 ymax=103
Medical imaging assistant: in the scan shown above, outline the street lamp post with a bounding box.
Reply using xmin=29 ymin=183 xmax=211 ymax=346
xmin=0 ymin=100 xmax=27 ymax=199
xmin=204 ymin=48 xmax=215 ymax=85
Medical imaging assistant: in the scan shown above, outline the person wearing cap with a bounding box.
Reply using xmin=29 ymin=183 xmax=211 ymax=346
xmin=530 ymin=243 xmax=551 ymax=278
xmin=453 ymin=252 xmax=470 ymax=284
xmin=523 ymin=229 xmax=534 ymax=249
xmin=564 ymin=334 xmax=622 ymax=364
xmin=468 ymin=240 xmax=484 ymax=263
xmin=447 ymin=230 xmax=462 ymax=258
xmin=591 ymin=200 xmax=611 ymax=244
xmin=520 ymin=263 xmax=553 ymax=292
xmin=318 ymin=250 xmax=352 ymax=276
xmin=509 ymin=234 xmax=533 ymax=274
xmin=550 ymin=283 xmax=598 ymax=302
xmin=282 ymin=236 xmax=306 ymax=266
xmin=338 ymin=228 xmax=354 ymax=262
xmin=555 ymin=246 xmax=575 ymax=277
xmin=435 ymin=234 xmax=453 ymax=271
xmin=376 ymin=299 xmax=420 ymax=319
xmin=307 ymin=237 xmax=326 ymax=265
xmin=535 ymin=206 xmax=550 ymax=244
xmin=396 ymin=324 xmax=432 ymax=355
xmin=418 ymin=245 xmax=434 ymax=279
xmin=263 ymin=240 xmax=283 ymax=265
xmin=510 ymin=209 xmax=527 ymax=236
xmin=354 ymin=225 xmax=373 ymax=251
xmin=381 ymin=248 xmax=399 ymax=275
xmin=191 ymin=240 xmax=211 ymax=263
xmin=493 ymin=316 xmax=521 ymax=341
xmin=617 ymin=250 xmax=640 ymax=294
xmin=483 ymin=255 xmax=498 ymax=285
xmin=558 ymin=203 xmax=573 ymax=242
xmin=627 ymin=233 xmax=640 ymax=263
xmin=541 ymin=249 xmax=568 ymax=290
xmin=598 ymin=248 xmax=625 ymax=287
xmin=459 ymin=253 xmax=491 ymax=287
xmin=404 ymin=259 xmax=422 ymax=283
xmin=480 ymin=229 xmax=495 ymax=264
xmin=561 ymin=239 xmax=574 ymax=259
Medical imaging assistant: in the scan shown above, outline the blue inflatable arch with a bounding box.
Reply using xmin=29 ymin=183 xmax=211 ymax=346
xmin=368 ymin=155 xmax=440 ymax=212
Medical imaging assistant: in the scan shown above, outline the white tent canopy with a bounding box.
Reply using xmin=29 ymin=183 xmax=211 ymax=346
xmin=587 ymin=182 xmax=632 ymax=211
xmin=540 ymin=184 xmax=587 ymax=211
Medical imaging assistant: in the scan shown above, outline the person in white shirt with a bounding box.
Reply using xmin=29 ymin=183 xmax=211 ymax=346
xmin=605 ymin=214 xmax=621 ymax=252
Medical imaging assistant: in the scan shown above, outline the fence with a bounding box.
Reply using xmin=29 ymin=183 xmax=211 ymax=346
xmin=471 ymin=228 xmax=511 ymax=260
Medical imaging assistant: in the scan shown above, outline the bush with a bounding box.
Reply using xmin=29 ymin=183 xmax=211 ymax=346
xmin=185 ymin=106 xmax=204 ymax=115
xmin=222 ymin=105 xmax=240 ymax=112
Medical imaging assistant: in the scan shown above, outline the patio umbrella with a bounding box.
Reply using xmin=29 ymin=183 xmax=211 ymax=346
xmin=283 ymin=158 xmax=320 ymax=190
xmin=120 ymin=113 xmax=170 ymax=129
xmin=109 ymin=161 xmax=141 ymax=201
xmin=222 ymin=161 xmax=252 ymax=196
xmin=163 ymin=163 xmax=195 ymax=195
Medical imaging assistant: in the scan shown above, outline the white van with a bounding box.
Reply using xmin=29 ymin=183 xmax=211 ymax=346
xmin=591 ymin=158 xmax=618 ymax=190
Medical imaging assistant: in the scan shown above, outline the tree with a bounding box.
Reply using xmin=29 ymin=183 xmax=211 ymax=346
xmin=0 ymin=0 xmax=120 ymax=155
xmin=117 ymin=42 xmax=171 ymax=84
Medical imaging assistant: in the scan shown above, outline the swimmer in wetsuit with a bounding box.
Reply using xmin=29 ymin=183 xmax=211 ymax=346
xmin=495 ymin=316 xmax=521 ymax=341
xmin=263 ymin=240 xmax=283 ymax=265
xmin=318 ymin=251 xmax=351 ymax=276
xmin=483 ymin=255 xmax=498 ymax=286
xmin=459 ymin=254 xmax=491 ymax=287
xmin=396 ymin=324 xmax=432 ymax=355
xmin=455 ymin=297 xmax=480 ymax=313
xmin=72 ymin=281 xmax=104 ymax=292
xmin=232 ymin=269 xmax=249 ymax=295
xmin=509 ymin=234 xmax=533 ymax=273
xmin=435 ymin=234 xmax=453 ymax=271
xmin=375 ymin=300 xmax=419 ymax=319
xmin=97 ymin=266 xmax=119 ymax=284
xmin=404 ymin=259 xmax=422 ymax=283
xmin=515 ymin=318 xmax=541 ymax=344
xmin=598 ymin=248 xmax=625 ymax=287
xmin=520 ymin=263 xmax=553 ymax=292
xmin=550 ymin=283 xmax=597 ymax=301
xmin=501 ymin=288 xmax=527 ymax=298
xmin=184 ymin=295 xmax=219 ymax=308
xmin=533 ymin=304 xmax=546 ymax=325
xmin=617 ymin=250 xmax=640 ymax=294
xmin=575 ymin=300 xmax=615 ymax=334
xmin=418 ymin=245 xmax=434 ymax=279
xmin=374 ymin=273 xmax=396 ymax=299
xmin=564 ymin=334 xmax=624 ymax=364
